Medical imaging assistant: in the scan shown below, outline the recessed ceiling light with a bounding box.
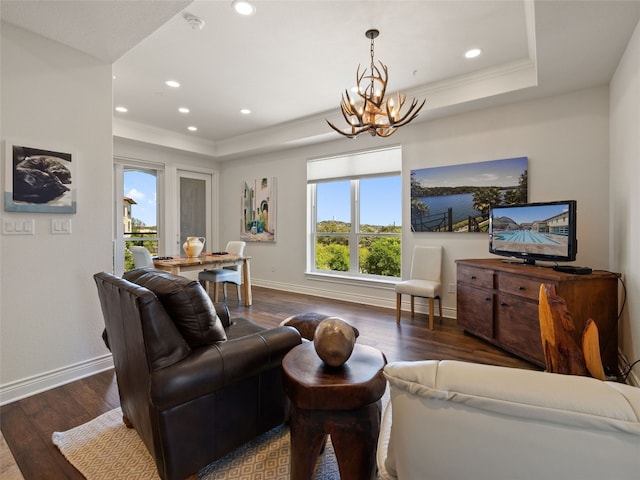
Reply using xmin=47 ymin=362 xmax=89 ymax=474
xmin=240 ymin=108 xmax=251 ymax=115
xmin=188 ymin=126 xmax=198 ymax=131
xmin=465 ymin=48 xmax=482 ymax=59
xmin=115 ymin=106 xmax=128 ymax=113
xmin=178 ymin=107 xmax=190 ymax=113
xmin=232 ymin=0 xmax=256 ymax=16
xmin=165 ymin=80 xmax=180 ymax=88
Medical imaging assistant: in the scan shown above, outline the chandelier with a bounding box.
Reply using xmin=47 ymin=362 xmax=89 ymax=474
xmin=327 ymin=29 xmax=425 ymax=138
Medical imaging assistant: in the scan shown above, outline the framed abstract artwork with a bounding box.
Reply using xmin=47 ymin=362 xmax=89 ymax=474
xmin=4 ymin=141 xmax=77 ymax=213
xmin=241 ymin=177 xmax=276 ymax=242
xmin=410 ymin=157 xmax=527 ymax=233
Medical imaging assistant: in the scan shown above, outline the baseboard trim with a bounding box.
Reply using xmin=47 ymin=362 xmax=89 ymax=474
xmin=0 ymin=354 xmax=114 ymax=406
xmin=252 ymin=279 xmax=457 ymax=319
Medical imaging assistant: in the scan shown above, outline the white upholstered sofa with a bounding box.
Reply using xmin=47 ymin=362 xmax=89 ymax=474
xmin=377 ymin=360 xmax=640 ymax=480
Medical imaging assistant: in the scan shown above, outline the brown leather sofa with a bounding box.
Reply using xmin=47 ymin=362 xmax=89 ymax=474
xmin=94 ymin=268 xmax=302 ymax=480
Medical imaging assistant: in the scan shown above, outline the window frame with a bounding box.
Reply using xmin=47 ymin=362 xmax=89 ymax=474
xmin=307 ymin=146 xmax=402 ymax=282
xmin=113 ymin=159 xmax=164 ymax=275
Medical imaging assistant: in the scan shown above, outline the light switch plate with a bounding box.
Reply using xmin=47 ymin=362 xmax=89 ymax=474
xmin=2 ymin=218 xmax=35 ymax=235
xmin=51 ymin=218 xmax=72 ymax=234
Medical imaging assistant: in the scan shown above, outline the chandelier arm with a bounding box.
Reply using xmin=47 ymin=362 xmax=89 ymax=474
xmin=326 ymin=120 xmax=373 ymax=139
xmin=389 ymin=98 xmax=426 ymax=127
xmin=376 ymin=61 xmax=389 ymax=103
xmin=376 ymin=127 xmax=398 ymax=137
xmin=355 ymin=65 xmax=367 ymax=99
xmin=326 ymin=120 xmax=356 ymax=138
xmin=340 ymin=91 xmax=356 ymax=116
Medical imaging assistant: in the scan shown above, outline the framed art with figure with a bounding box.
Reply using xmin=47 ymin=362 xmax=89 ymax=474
xmin=4 ymin=141 xmax=77 ymax=213
xmin=241 ymin=177 xmax=276 ymax=242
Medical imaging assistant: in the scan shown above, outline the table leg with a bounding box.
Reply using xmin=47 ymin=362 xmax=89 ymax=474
xmin=330 ymin=401 xmax=381 ymax=480
xmin=242 ymin=258 xmax=252 ymax=306
xmin=289 ymin=401 xmax=381 ymax=480
xmin=289 ymin=405 xmax=327 ymax=480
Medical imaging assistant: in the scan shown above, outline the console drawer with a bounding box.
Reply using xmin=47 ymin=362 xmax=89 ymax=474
xmin=498 ymin=273 xmax=544 ymax=301
xmin=457 ymin=265 xmax=493 ymax=289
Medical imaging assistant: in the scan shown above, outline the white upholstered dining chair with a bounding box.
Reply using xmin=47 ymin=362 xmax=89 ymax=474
xmin=198 ymin=241 xmax=246 ymax=302
xmin=395 ymin=245 xmax=443 ymax=330
xmin=128 ymin=245 xmax=154 ymax=269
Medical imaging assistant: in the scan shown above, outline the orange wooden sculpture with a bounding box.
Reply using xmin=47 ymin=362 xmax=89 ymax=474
xmin=538 ymin=284 xmax=606 ymax=380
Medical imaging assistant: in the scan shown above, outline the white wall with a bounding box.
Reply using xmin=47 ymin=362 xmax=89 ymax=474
xmin=220 ymin=86 xmax=612 ymax=319
xmin=610 ymin=19 xmax=640 ymax=377
xmin=0 ymin=23 xmax=113 ymax=403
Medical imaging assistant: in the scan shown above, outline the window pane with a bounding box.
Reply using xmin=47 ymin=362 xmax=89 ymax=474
xmin=358 ymin=236 xmax=401 ymax=276
xmin=315 ymin=235 xmax=349 ymax=272
xmin=123 ymin=169 xmax=158 ymax=270
xmin=316 ymin=180 xmax=351 ymax=232
xmin=180 ymin=177 xmax=207 ymax=240
xmin=359 ymin=175 xmax=401 ymax=232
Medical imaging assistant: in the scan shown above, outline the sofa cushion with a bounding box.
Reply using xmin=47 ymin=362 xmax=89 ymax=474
xmin=384 ymin=360 xmax=640 ymax=433
xmin=124 ymin=268 xmax=227 ymax=346
xmin=94 ymin=272 xmax=191 ymax=371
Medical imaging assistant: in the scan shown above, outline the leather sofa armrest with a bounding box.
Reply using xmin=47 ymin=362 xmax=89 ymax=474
xmin=214 ymin=302 xmax=231 ymax=327
xmin=150 ymin=326 xmax=301 ymax=409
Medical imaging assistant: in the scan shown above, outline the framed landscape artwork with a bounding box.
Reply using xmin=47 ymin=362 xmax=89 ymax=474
xmin=241 ymin=177 xmax=276 ymax=242
xmin=4 ymin=141 xmax=77 ymax=213
xmin=410 ymin=157 xmax=528 ymax=233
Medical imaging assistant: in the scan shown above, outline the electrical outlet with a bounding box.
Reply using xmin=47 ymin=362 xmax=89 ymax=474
xmin=271 ymin=265 xmax=276 ymax=272
xmin=447 ymin=283 xmax=456 ymax=294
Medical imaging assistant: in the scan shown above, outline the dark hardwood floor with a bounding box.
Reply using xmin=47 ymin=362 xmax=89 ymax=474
xmin=1 ymin=286 xmax=538 ymax=479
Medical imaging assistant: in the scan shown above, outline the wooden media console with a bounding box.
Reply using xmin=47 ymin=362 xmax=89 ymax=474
xmin=456 ymin=258 xmax=620 ymax=372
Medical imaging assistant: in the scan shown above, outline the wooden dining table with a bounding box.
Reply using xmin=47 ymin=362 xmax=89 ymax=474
xmin=153 ymin=253 xmax=252 ymax=306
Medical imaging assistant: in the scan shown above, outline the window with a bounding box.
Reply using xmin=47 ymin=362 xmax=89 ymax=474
xmin=123 ymin=169 xmax=159 ymax=270
xmin=114 ymin=161 xmax=163 ymax=274
xmin=308 ymin=147 xmax=402 ymax=280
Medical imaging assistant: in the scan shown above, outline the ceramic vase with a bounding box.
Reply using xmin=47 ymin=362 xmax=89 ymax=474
xmin=183 ymin=236 xmax=205 ymax=257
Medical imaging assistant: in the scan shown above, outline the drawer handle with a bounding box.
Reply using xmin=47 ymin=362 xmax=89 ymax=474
xmin=518 ymin=286 xmax=526 ymax=291
xmin=485 ymin=297 xmax=491 ymax=302
xmin=501 ymin=302 xmax=508 ymax=307
xmin=471 ymin=276 xmax=477 ymax=280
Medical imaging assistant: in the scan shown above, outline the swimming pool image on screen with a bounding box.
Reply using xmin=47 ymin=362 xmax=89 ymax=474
xmin=491 ymin=204 xmax=570 ymax=257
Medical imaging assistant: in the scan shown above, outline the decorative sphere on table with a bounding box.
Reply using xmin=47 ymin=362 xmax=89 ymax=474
xmin=313 ymin=317 xmax=356 ymax=367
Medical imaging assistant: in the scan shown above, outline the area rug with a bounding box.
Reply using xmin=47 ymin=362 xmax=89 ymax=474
xmin=52 ymin=408 xmax=340 ymax=480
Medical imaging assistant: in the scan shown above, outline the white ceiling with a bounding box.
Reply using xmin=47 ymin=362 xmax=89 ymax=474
xmin=2 ymin=1 xmax=640 ymax=160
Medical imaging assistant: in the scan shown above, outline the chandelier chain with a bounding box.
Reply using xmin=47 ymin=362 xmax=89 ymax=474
xmin=369 ymin=35 xmax=375 ymax=97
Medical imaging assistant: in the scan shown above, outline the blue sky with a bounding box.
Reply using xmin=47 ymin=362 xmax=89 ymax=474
xmin=493 ymin=204 xmax=569 ymax=223
xmin=124 ymin=171 xmax=157 ymax=226
xmin=317 ymin=176 xmax=402 ymax=226
xmin=412 ymin=157 xmax=527 ymax=188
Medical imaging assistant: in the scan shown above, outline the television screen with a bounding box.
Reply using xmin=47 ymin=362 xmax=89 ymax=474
xmin=489 ymin=200 xmax=577 ymax=265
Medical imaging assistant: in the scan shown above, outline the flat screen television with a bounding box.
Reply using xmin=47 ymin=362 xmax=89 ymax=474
xmin=489 ymin=200 xmax=577 ymax=265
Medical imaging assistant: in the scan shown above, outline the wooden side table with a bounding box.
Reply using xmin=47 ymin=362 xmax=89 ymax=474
xmin=282 ymin=342 xmax=387 ymax=480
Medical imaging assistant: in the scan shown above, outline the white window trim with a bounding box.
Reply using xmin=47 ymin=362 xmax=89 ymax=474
xmin=307 ymin=146 xmax=402 ymax=282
